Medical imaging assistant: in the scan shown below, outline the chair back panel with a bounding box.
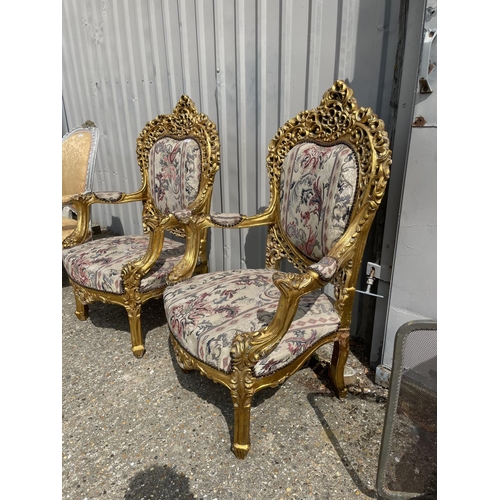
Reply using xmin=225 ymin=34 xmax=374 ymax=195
xmin=279 ymin=142 xmax=358 ymax=261
xmin=148 ymin=136 xmax=202 ymax=216
xmin=62 ymin=129 xmax=93 ymax=197
xmin=136 ymin=96 xmax=220 ymax=230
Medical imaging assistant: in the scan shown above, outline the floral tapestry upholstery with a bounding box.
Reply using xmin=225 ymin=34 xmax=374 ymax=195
xmin=149 ymin=137 xmax=202 ymax=215
xmin=280 ymin=143 xmax=358 ymax=260
xmin=309 ymin=256 xmax=338 ymax=282
xmin=163 ymin=268 xmax=340 ymax=376
xmin=62 ymin=235 xmax=186 ymax=294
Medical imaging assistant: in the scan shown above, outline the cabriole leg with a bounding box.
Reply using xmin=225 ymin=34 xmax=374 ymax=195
xmin=330 ymin=333 xmax=349 ymax=398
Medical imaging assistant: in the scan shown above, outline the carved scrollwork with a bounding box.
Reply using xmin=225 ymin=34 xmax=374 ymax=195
xmin=332 ymin=261 xmax=352 ymax=317
xmin=265 ymin=225 xmax=312 ymax=272
xmin=272 ymin=271 xmax=313 ymax=292
xmin=229 ymin=333 xmax=257 ymax=402
xmin=72 ymin=280 xmax=116 ymax=305
xmin=63 ymin=232 xmax=91 ymax=249
xmin=171 ymin=336 xmax=198 ymax=371
xmin=142 ymin=200 xmax=163 ymax=233
xmin=121 ymin=260 xmax=143 ymax=291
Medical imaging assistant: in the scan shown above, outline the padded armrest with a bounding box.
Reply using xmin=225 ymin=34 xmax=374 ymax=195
xmin=210 ymin=212 xmax=243 ymax=227
xmin=93 ymin=191 xmax=126 ymax=203
xmin=172 ymin=209 xmax=193 ymax=223
xmin=308 ymin=255 xmax=338 ymax=281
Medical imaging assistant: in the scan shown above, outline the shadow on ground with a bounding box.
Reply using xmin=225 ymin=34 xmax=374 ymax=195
xmin=125 ymin=465 xmax=193 ymax=500
xmin=308 ymin=392 xmax=378 ymax=498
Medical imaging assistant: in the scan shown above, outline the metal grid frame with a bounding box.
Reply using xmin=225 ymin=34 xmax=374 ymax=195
xmin=376 ymin=319 xmax=437 ymax=499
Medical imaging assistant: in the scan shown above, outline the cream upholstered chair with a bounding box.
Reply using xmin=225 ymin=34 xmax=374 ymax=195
xmin=62 ymin=96 xmax=220 ymax=357
xmin=62 ymin=120 xmax=100 ymax=247
xmin=163 ymin=81 xmax=392 ymax=458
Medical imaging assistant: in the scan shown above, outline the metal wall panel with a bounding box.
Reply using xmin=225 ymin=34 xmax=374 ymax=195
xmin=62 ymin=0 xmax=400 ymax=271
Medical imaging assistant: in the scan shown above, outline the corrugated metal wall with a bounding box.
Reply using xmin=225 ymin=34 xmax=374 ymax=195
xmin=62 ymin=0 xmax=400 ymax=272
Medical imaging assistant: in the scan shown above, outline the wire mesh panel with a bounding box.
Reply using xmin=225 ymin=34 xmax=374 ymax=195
xmin=376 ymin=320 xmax=437 ymax=499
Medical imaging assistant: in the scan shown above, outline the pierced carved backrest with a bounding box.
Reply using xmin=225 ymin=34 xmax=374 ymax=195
xmin=136 ymin=96 xmax=220 ymax=226
xmin=266 ymin=81 xmax=391 ymax=306
xmin=62 ymin=121 xmax=99 ymax=197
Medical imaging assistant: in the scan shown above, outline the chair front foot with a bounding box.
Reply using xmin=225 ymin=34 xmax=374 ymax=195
xmin=132 ymin=344 xmax=145 ymax=358
xmin=232 ymin=443 xmax=250 ymax=460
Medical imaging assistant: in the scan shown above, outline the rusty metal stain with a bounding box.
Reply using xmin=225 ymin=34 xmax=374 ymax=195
xmin=412 ymin=116 xmax=427 ymax=127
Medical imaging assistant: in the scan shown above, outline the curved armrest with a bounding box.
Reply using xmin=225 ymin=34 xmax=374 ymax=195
xmin=64 ymin=188 xmax=146 ymax=248
xmin=121 ymin=227 xmax=167 ymax=288
xmin=208 ymin=210 xmax=275 ymax=229
xmin=238 ymin=268 xmax=325 ymax=365
xmin=167 ymin=209 xmax=276 ymax=283
xmin=71 ymin=189 xmax=146 ymax=207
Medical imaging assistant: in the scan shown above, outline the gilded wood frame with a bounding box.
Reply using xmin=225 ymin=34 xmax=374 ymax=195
xmin=166 ymin=81 xmax=391 ymax=458
xmin=64 ymin=96 xmax=220 ymax=357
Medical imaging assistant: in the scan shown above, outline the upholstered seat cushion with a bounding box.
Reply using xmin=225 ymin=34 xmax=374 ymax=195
xmin=163 ymin=268 xmax=340 ymax=377
xmin=62 ymin=235 xmax=186 ymax=294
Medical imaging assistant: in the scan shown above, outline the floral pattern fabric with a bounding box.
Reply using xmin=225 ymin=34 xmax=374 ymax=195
xmin=62 ymin=235 xmax=186 ymax=294
xmin=149 ymin=137 xmax=201 ymax=215
xmin=163 ymin=268 xmax=340 ymax=376
xmin=280 ymin=142 xmax=358 ymax=260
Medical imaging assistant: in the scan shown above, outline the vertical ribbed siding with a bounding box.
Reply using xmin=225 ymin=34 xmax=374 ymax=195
xmin=62 ymin=0 xmax=399 ymax=271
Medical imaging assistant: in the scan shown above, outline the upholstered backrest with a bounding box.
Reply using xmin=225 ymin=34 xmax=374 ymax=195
xmin=62 ymin=128 xmax=94 ymax=197
xmin=279 ymin=142 xmax=358 ymax=260
xmin=148 ymin=137 xmax=202 ymax=216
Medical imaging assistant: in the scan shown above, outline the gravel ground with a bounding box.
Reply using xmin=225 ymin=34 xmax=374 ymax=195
xmin=62 ymin=267 xmax=389 ymax=500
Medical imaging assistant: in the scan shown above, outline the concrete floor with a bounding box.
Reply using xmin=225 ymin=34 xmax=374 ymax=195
xmin=62 ymin=267 xmax=390 ymax=500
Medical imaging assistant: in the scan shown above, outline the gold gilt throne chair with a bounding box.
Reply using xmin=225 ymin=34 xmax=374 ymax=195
xmin=163 ymin=81 xmax=392 ymax=459
xmin=62 ymin=120 xmax=100 ymax=247
xmin=62 ymin=96 xmax=220 ymax=357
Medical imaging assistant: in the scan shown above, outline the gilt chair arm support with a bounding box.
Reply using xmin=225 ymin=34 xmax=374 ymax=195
xmin=166 ymin=211 xmax=207 ymax=284
xmin=120 ymin=228 xmax=167 ymax=288
xmin=167 ymin=209 xmax=276 ymax=283
xmin=242 ymin=270 xmax=325 ymax=365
